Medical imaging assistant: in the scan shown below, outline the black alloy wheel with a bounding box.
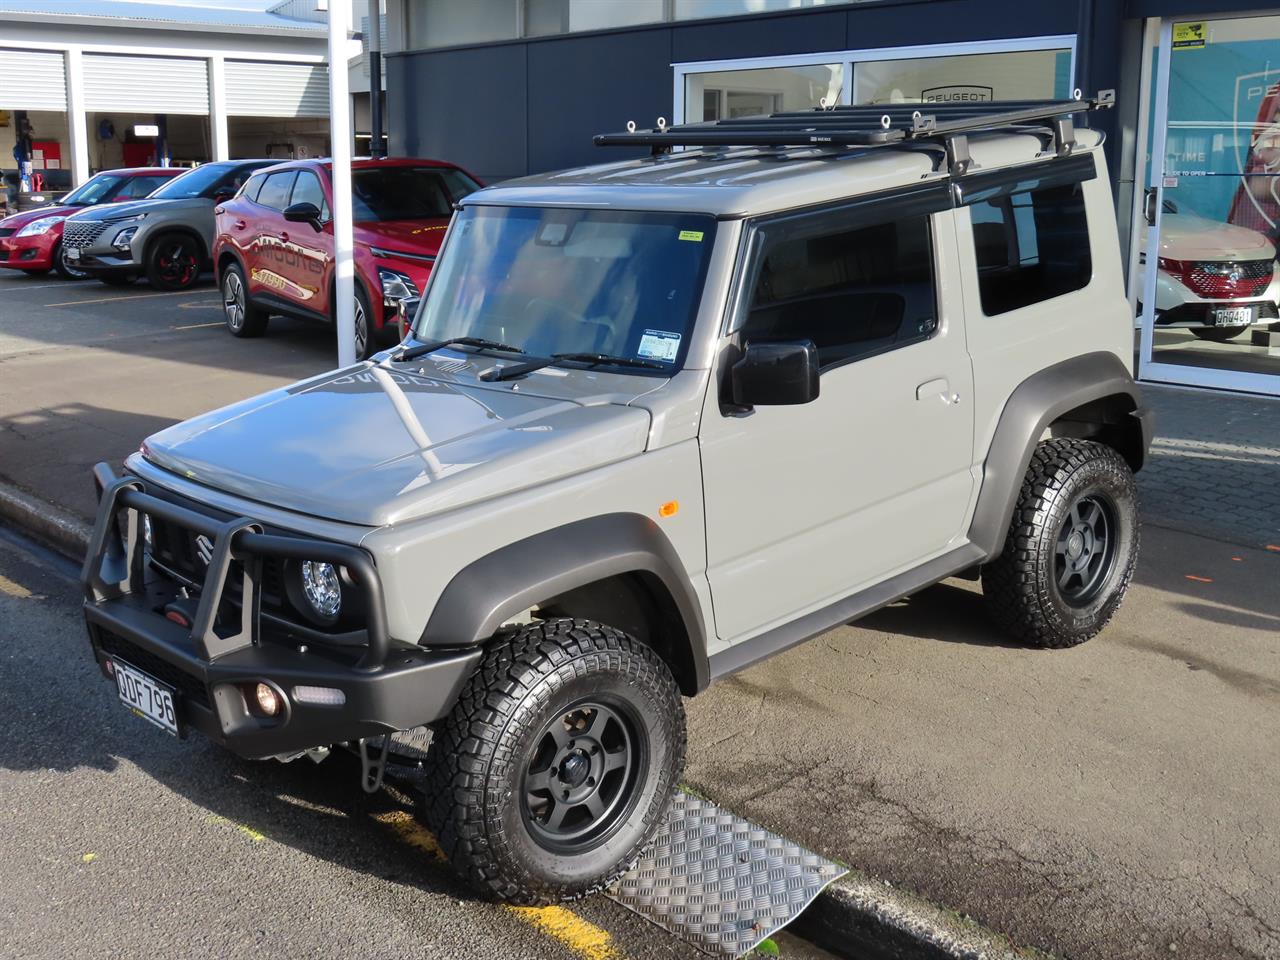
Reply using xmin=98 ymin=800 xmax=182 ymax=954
xmin=1053 ymin=494 xmax=1119 ymax=607
xmin=146 ymin=234 xmax=201 ymax=290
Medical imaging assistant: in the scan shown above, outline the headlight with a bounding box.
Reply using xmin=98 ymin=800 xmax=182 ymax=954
xmin=15 ymin=215 xmax=64 ymax=237
xmin=112 ymin=226 xmax=139 ymax=251
xmin=299 ymin=561 xmax=342 ymax=619
xmin=378 ymin=267 xmax=420 ymax=301
xmin=107 ymin=213 xmax=147 ymax=225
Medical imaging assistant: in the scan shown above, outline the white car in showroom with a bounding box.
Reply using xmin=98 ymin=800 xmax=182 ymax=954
xmin=1139 ymin=209 xmax=1280 ymax=341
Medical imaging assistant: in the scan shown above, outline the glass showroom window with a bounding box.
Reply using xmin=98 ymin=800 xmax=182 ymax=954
xmin=526 ymin=0 xmax=664 ymax=37
xmin=407 ymin=0 xmax=519 ymax=48
xmin=853 ymin=49 xmax=1072 ymax=105
xmin=674 ymin=0 xmax=856 ymax=19
xmin=685 ymin=64 xmax=844 ymax=123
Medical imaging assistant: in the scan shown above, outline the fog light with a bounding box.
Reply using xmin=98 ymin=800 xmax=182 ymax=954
xmin=254 ymin=682 xmax=282 ymax=717
xmin=292 ymin=685 xmax=346 ymax=706
xmin=102 ymin=657 xmax=116 ymax=678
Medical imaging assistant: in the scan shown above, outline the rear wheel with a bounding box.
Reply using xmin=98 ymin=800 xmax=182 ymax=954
xmin=221 ymin=263 xmax=268 ymax=338
xmin=53 ymin=243 xmax=89 ymax=280
xmin=145 ymin=233 xmax=202 ymax=291
xmin=423 ymin=619 xmax=685 ymax=904
xmin=352 ymin=285 xmax=374 ymax=360
xmin=982 ymin=438 xmax=1139 ymax=648
xmin=1191 ymin=325 xmax=1251 ymax=342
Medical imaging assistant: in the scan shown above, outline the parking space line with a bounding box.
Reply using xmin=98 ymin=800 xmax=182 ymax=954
xmin=1 ymin=282 xmax=70 ymax=290
xmin=44 ymin=290 xmax=200 ymax=308
xmin=171 ymin=321 xmax=223 ymax=331
xmin=0 ymin=573 xmax=33 ymax=598
xmin=373 ymin=809 xmax=621 ymax=960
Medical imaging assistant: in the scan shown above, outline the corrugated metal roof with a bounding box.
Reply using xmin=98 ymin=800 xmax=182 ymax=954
xmin=0 ymin=0 xmax=325 ymax=34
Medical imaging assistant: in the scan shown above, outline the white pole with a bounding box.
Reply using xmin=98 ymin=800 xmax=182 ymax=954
xmin=209 ymin=55 xmax=230 ymax=162
xmin=328 ymin=0 xmax=356 ymax=367
xmin=64 ymin=48 xmax=90 ymax=187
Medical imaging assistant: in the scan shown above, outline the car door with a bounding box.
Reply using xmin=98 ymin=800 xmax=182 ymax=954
xmin=281 ymin=169 xmax=333 ymax=317
xmin=699 ymin=185 xmax=976 ymax=643
xmin=244 ymin=169 xmax=297 ymax=304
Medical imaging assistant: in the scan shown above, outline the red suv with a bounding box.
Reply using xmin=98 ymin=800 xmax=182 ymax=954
xmin=0 ymin=167 xmax=181 ymax=279
xmin=213 ymin=157 xmax=482 ymax=358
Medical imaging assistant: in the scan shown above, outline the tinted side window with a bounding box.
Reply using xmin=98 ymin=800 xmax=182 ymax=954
xmin=741 ymin=214 xmax=938 ymax=371
xmin=118 ymin=175 xmax=170 ymax=199
xmin=240 ymin=173 xmax=267 ymax=203
xmin=256 ymin=171 xmax=298 ymax=211
xmin=290 ymin=171 xmax=329 ymax=220
xmin=969 ymin=181 xmax=1091 ymax=316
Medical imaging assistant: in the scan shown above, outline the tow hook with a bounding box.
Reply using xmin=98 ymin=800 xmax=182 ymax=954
xmin=357 ymin=736 xmax=392 ymax=794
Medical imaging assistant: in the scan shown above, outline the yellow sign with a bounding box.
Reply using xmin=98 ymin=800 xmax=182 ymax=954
xmin=1172 ymin=22 xmax=1206 ymax=50
xmin=677 ymin=230 xmax=704 ymax=242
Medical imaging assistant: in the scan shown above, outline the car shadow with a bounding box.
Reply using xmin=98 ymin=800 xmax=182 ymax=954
xmin=853 ymin=580 xmax=1028 ymax=650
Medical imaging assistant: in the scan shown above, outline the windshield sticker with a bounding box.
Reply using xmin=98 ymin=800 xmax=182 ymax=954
xmin=638 ymin=329 xmax=682 ymax=362
xmin=677 ymin=229 xmax=704 ymax=242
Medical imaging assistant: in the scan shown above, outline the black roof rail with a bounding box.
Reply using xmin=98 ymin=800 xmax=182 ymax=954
xmin=595 ymin=90 xmax=1115 ymax=172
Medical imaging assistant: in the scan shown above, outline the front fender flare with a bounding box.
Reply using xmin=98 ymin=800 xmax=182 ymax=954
xmin=420 ymin=513 xmax=709 ymax=692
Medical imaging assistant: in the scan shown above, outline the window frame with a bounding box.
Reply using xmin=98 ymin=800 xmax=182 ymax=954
xmin=956 ymin=153 xmax=1097 ymax=317
xmin=726 ymin=182 xmax=952 ymax=378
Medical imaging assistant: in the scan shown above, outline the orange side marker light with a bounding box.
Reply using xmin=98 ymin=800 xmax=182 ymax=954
xmin=1184 ymin=575 xmax=1213 ymax=584
xmin=659 ymin=501 xmax=679 ymax=518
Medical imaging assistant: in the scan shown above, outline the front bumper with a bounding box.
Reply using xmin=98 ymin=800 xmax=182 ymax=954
xmin=82 ymin=464 xmax=479 ymax=759
xmin=0 ymin=233 xmax=56 ymax=270
xmin=66 ymin=246 xmax=143 ymax=275
xmin=1155 ymin=299 xmax=1279 ymax=328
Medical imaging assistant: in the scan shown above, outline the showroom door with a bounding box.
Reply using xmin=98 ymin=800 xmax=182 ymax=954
xmin=1138 ymin=15 xmax=1280 ymax=394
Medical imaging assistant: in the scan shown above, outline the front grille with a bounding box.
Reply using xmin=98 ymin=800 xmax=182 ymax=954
xmin=0 ymin=228 xmax=14 ymax=238
xmin=149 ymin=515 xmax=286 ymax=609
xmin=62 ymin=220 xmax=109 ymax=249
xmin=97 ymin=629 xmax=211 ymax=709
xmin=1183 ymin=260 xmax=1273 ymax=299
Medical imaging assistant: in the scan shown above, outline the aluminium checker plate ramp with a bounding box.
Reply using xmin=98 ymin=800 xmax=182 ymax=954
xmin=607 ymin=791 xmax=847 ymax=958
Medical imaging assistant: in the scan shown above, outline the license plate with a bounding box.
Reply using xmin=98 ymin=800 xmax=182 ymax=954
xmin=1211 ymin=305 xmax=1253 ymax=327
xmin=113 ymin=659 xmax=179 ymax=736
xmin=65 ymin=247 xmax=79 ymax=260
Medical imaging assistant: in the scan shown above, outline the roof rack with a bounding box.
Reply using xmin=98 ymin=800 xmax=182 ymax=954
xmin=595 ymin=89 xmax=1114 ymax=174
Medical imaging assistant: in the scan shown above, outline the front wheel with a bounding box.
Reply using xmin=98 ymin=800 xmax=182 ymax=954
xmin=53 ymin=243 xmax=89 ymax=280
xmin=423 ymin=619 xmax=685 ymax=904
xmin=145 ymin=233 xmax=202 ymax=291
xmin=221 ymin=263 xmax=268 ymax=338
xmin=1191 ymin=325 xmax=1251 ymax=342
xmin=982 ymin=438 xmax=1139 ymax=648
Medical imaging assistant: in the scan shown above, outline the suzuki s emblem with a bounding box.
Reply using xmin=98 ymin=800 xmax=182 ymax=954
xmin=194 ymin=534 xmax=215 ymax=566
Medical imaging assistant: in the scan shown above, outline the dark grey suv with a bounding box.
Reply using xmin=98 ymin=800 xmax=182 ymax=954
xmin=62 ymin=159 xmax=273 ymax=290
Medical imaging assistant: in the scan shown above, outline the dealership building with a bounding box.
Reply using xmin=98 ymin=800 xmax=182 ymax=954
xmin=383 ymin=0 xmax=1280 ymax=396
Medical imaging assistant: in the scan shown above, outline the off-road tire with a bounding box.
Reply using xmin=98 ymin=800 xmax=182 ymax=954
xmin=422 ymin=619 xmax=685 ymax=904
xmin=1191 ymin=325 xmax=1250 ymax=343
xmin=983 ymin=438 xmax=1139 ymax=648
xmin=221 ymin=262 xmax=268 ymax=338
xmin=53 ymin=242 xmax=88 ymax=280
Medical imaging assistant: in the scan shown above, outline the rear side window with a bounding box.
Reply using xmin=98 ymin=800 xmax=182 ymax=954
xmin=118 ymin=175 xmax=171 ymax=199
xmin=256 ymin=171 xmax=297 ymax=211
xmin=740 ymin=213 xmax=939 ymax=371
xmin=969 ymin=181 xmax=1091 ymax=316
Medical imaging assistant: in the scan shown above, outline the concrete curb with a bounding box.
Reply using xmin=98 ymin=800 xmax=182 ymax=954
xmin=0 ymin=478 xmax=92 ymax=562
xmin=790 ymin=871 xmax=1051 ymax=960
xmin=0 ymin=476 xmax=1048 ymax=960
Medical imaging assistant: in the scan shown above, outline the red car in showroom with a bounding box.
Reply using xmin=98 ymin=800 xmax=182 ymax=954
xmin=214 ymin=157 xmax=482 ymax=358
xmin=0 ymin=167 xmax=181 ymax=279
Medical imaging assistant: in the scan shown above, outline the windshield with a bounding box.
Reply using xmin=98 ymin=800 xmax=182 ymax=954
xmin=352 ymin=166 xmax=480 ymax=222
xmin=414 ymin=205 xmax=716 ymax=370
xmin=61 ymin=173 xmax=126 ymax=206
xmin=149 ymin=164 xmax=233 ymax=200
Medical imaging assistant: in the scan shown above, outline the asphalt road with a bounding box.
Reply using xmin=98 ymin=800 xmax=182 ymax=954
xmin=0 ymin=526 xmax=835 ymax=960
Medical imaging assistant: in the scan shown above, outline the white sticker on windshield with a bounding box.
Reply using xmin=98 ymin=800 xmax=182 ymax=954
xmin=637 ymin=329 xmax=681 ymax=363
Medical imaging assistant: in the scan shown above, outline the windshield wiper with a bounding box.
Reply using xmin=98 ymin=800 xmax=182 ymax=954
xmin=393 ymin=336 xmax=525 ymax=362
xmin=481 ymin=352 xmax=667 ymax=382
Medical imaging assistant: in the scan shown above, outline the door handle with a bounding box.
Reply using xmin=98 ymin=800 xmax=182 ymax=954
xmin=1143 ymin=188 xmax=1157 ymax=226
xmin=280 ymin=231 xmax=290 ymax=243
xmin=917 ymin=378 xmax=960 ymax=404
xmin=233 ymin=219 xmax=246 ymax=230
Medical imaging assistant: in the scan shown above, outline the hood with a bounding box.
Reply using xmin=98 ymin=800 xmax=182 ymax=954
xmin=0 ymin=204 xmax=76 ymax=229
xmin=68 ymin=197 xmax=207 ymax=222
xmin=140 ymin=364 xmax=651 ymax=527
xmin=1155 ymin=213 xmax=1276 ymax=261
xmin=355 ymin=218 xmax=450 ymax=257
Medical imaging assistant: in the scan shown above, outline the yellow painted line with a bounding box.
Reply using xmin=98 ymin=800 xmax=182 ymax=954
xmin=373 ymin=810 xmax=621 ymax=960
xmin=81 ymin=853 xmax=97 ymax=863
xmin=205 ymin=814 xmax=266 ymax=842
xmin=177 ymin=300 xmax=221 ymax=311
xmin=0 ymin=573 xmax=32 ymax=598
xmin=170 ymin=321 xmax=222 ymax=330
xmin=506 ymin=906 xmax=621 ymax=960
xmin=374 ymin=810 xmax=446 ymax=861
xmin=45 ymin=290 xmax=199 ymax=308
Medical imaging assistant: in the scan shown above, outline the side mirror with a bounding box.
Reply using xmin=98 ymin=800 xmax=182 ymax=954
xmin=730 ymin=340 xmax=820 ymax=408
xmin=283 ymin=201 xmax=323 ymax=232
